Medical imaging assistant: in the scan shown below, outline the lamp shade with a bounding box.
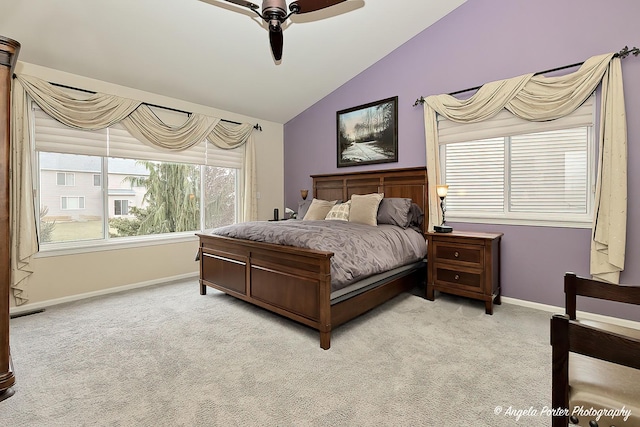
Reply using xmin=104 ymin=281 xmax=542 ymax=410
xmin=436 ymin=184 xmax=449 ymax=198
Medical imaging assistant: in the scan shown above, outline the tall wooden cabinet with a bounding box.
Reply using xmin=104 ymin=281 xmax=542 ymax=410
xmin=0 ymin=36 xmax=20 ymax=402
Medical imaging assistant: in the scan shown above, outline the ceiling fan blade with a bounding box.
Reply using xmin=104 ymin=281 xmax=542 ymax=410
xmin=219 ymin=0 xmax=260 ymax=11
xmin=289 ymin=0 xmax=347 ymax=14
xmin=269 ymin=24 xmax=284 ymax=61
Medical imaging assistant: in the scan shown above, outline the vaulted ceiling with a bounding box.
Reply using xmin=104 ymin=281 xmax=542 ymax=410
xmin=1 ymin=0 xmax=466 ymax=123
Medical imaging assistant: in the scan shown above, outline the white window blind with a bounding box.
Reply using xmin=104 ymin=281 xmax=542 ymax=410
xmin=206 ymin=142 xmax=244 ymax=169
xmin=510 ymin=128 xmax=588 ymax=214
xmin=34 ymin=107 xmax=108 ymax=156
xmin=438 ymin=94 xmax=595 ymax=226
xmin=444 ymin=138 xmax=504 ymax=212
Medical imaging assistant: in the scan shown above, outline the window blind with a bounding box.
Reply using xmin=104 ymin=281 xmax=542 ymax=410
xmin=33 ymin=107 xmax=108 ymax=156
xmin=439 ymin=94 xmax=595 ymax=220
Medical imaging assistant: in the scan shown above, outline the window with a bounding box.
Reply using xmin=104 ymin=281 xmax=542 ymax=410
xmin=438 ymin=95 xmax=595 ymax=227
xmin=113 ymin=200 xmax=129 ymax=216
xmin=33 ymin=104 xmax=243 ymax=249
xmin=56 ymin=172 xmax=75 ymax=186
xmin=61 ymin=196 xmax=85 ymax=209
xmin=204 ymin=166 xmax=238 ymax=229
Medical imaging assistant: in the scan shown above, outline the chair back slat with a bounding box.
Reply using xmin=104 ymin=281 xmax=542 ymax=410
xmin=564 ymin=272 xmax=640 ymax=319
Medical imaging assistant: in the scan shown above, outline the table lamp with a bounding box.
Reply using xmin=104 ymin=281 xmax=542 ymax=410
xmin=434 ymin=184 xmax=453 ymax=233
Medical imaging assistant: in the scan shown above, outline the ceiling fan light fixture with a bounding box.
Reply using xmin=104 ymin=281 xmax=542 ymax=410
xmin=268 ymin=20 xmax=282 ymax=32
xmin=214 ymin=0 xmax=350 ymax=61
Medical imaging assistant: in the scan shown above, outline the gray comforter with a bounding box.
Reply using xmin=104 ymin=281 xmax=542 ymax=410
xmin=210 ymin=220 xmax=427 ymax=291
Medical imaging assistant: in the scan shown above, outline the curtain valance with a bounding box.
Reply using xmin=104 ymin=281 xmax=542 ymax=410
xmin=15 ymin=74 xmax=255 ymax=149
xmin=17 ymin=74 xmax=141 ymax=129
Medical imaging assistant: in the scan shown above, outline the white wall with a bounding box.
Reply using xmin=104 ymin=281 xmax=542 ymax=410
xmin=10 ymin=61 xmax=284 ymax=310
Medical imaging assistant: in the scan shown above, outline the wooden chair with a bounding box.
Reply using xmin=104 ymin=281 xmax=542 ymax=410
xmin=551 ymin=272 xmax=640 ymax=426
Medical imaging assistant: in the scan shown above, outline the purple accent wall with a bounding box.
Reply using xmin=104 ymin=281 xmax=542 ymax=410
xmin=284 ymin=0 xmax=640 ymax=321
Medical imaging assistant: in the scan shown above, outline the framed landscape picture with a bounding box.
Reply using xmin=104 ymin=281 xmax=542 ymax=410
xmin=337 ymin=96 xmax=398 ymax=167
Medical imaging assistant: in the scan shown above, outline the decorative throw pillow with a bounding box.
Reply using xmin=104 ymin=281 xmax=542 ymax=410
xmin=303 ymin=198 xmax=337 ymax=220
xmin=348 ymin=193 xmax=384 ymax=226
xmin=325 ymin=201 xmax=351 ymax=221
xmin=298 ymin=199 xmax=312 ymax=219
xmin=377 ymin=198 xmax=412 ymax=228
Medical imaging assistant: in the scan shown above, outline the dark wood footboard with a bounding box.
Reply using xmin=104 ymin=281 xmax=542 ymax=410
xmin=198 ymin=233 xmax=336 ymax=348
xmin=198 ymin=233 xmax=424 ymax=349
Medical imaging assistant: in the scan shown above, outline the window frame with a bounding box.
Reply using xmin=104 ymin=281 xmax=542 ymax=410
xmin=438 ymin=98 xmax=596 ymax=229
xmin=32 ymin=101 xmax=243 ymax=255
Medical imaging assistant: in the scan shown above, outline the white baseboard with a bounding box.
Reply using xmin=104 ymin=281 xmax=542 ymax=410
xmin=502 ymin=296 xmax=640 ymax=330
xmin=9 ymin=272 xmax=199 ymax=316
xmin=12 ymin=279 xmax=640 ymax=331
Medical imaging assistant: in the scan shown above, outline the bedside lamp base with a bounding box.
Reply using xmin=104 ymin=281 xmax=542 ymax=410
xmin=434 ymin=225 xmax=453 ymax=233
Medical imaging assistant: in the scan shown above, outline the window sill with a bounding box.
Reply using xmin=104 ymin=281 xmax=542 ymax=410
xmin=36 ymin=232 xmax=199 ymax=258
xmin=447 ymin=216 xmax=592 ymax=229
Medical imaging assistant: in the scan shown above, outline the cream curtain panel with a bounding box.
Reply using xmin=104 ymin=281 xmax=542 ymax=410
xmin=206 ymin=121 xmax=258 ymax=222
xmin=10 ymin=79 xmax=38 ymax=305
xmin=10 ymin=74 xmax=256 ymax=304
xmin=423 ymin=53 xmax=626 ymax=283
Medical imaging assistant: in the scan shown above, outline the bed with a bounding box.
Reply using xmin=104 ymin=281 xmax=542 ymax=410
xmin=197 ymin=167 xmax=428 ymax=349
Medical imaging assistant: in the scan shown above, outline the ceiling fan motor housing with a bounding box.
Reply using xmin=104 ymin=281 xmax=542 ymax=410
xmin=262 ymin=0 xmax=287 ymax=20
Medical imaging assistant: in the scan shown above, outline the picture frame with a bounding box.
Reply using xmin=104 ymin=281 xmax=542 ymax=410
xmin=337 ymin=96 xmax=398 ymax=168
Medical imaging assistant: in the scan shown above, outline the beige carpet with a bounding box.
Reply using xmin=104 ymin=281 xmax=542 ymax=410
xmin=2 ymin=280 xmax=551 ymax=426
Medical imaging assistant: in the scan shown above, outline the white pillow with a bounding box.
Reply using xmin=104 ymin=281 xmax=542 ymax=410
xmin=325 ymin=201 xmax=351 ymax=221
xmin=348 ymin=193 xmax=384 ymax=226
xmin=303 ymin=198 xmax=337 ymax=220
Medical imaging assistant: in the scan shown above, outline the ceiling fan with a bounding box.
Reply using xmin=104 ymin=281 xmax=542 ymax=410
xmin=216 ymin=0 xmax=348 ymax=61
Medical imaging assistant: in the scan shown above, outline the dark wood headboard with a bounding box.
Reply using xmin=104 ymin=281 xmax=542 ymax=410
xmin=311 ymin=167 xmax=428 ymax=234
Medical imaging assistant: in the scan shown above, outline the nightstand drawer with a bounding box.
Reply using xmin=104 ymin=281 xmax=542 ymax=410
xmin=434 ymin=266 xmax=482 ymax=289
xmin=434 ymin=243 xmax=483 ymax=266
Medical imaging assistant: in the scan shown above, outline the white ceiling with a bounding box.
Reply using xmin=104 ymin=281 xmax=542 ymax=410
xmin=0 ymin=0 xmax=466 ymax=123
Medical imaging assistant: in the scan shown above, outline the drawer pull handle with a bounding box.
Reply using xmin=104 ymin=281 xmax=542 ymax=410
xmin=454 ymin=274 xmax=460 ymax=280
xmin=454 ymin=251 xmax=459 ymax=258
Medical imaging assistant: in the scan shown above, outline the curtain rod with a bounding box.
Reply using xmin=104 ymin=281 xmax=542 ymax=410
xmin=14 ymin=75 xmax=262 ymax=131
xmin=413 ymin=45 xmax=639 ymax=106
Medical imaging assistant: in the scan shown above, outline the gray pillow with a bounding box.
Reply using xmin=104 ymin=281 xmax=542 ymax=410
xmin=298 ymin=200 xmax=312 ymax=219
xmin=376 ymin=198 xmax=412 ymax=228
xmin=408 ymin=202 xmax=424 ymax=228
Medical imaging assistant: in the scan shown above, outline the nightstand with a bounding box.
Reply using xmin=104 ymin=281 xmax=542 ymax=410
xmin=425 ymin=230 xmax=503 ymax=314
